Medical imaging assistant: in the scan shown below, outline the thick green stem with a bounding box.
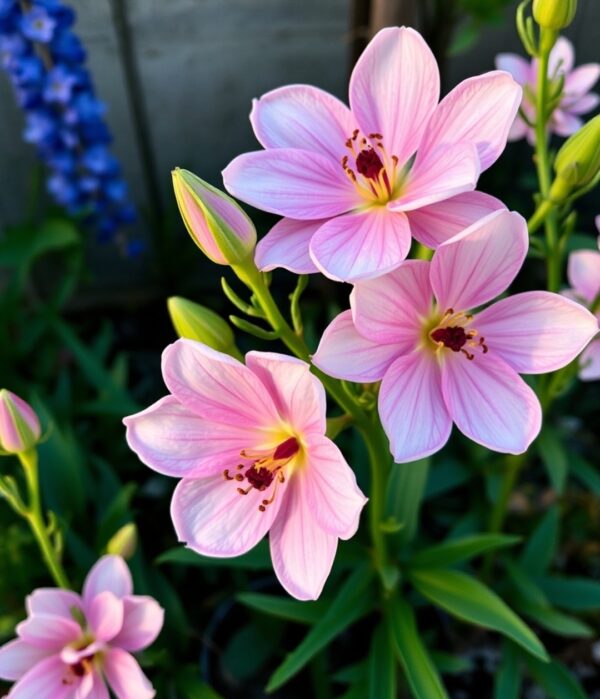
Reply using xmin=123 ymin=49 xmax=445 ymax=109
xmin=527 ymin=199 xmax=554 ymax=234
xmin=18 ymin=450 xmax=70 ymax=589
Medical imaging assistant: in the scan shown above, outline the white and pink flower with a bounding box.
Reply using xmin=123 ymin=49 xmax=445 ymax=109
xmin=313 ymin=210 xmax=598 ymax=462
xmin=223 ymin=26 xmax=521 ymax=282
xmin=0 ymin=556 xmax=164 ymax=699
xmin=497 ymin=37 xmax=600 ymax=143
xmin=124 ymin=343 xmax=367 ymax=601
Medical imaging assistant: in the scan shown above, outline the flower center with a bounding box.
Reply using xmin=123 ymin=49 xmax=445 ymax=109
xmin=341 ymin=129 xmax=401 ymax=204
xmin=223 ymin=436 xmax=300 ymax=512
xmin=428 ymin=308 xmax=488 ymax=361
xmin=62 ymin=656 xmax=94 ymax=685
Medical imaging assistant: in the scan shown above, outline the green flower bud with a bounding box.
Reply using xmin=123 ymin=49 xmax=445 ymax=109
xmin=172 ymin=168 xmax=256 ymax=265
xmin=167 ymin=296 xmax=240 ymax=357
xmin=106 ymin=523 xmax=137 ymax=560
xmin=0 ymin=389 xmax=41 ymax=455
xmin=551 ymin=115 xmax=600 ymax=199
xmin=533 ymin=0 xmax=577 ymax=29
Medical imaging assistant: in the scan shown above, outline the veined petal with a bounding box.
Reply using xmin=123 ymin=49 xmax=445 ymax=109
xmin=26 ymin=589 xmax=82 ymax=621
xmin=16 ymin=615 xmax=81 ymax=650
xmin=87 ymin=592 xmax=123 ymax=643
xmin=303 ymin=434 xmax=367 ymax=538
xmin=552 ymin=110 xmax=582 ymax=136
xmin=312 ymin=310 xmax=401 ymax=382
xmin=580 ymin=339 xmax=600 ymax=381
xmin=269 ymin=478 xmax=337 ymax=600
xmin=565 ymin=92 xmax=600 ymax=115
xmin=86 ymin=673 xmax=110 ymax=699
xmin=111 ymin=596 xmax=164 ymax=652
xmin=430 ymin=210 xmax=528 ymax=311
xmin=390 ymin=142 xmax=479 ymax=212
xmin=567 ymin=249 xmax=600 ymax=304
xmin=222 ymin=149 xmax=360 ymax=220
xmin=548 ymin=36 xmax=575 ymax=76
xmin=309 ymin=208 xmax=411 ymax=282
xmin=476 ymin=292 xmax=599 ymax=374
xmin=441 ymin=352 xmax=541 ymax=454
xmin=82 ymin=556 xmax=132 ymax=609
xmin=7 ymin=655 xmax=74 ymax=699
xmin=0 ymin=639 xmax=53 ymax=681
xmin=245 ymin=352 xmax=326 ymax=436
xmin=349 ymin=27 xmax=440 ymax=168
xmin=250 ymin=84 xmax=356 ymax=160
xmin=379 ymin=351 xmax=452 ymax=463
xmin=351 ymin=260 xmax=432 ymax=344
xmin=103 ymin=648 xmax=154 ymax=699
xmin=407 ymin=191 xmax=507 ymax=249
xmin=564 ymin=64 xmax=600 ymax=100
xmin=495 ymin=53 xmax=532 ymax=85
xmin=255 ymin=218 xmax=321 ymax=274
xmin=171 ymin=473 xmax=287 ymax=558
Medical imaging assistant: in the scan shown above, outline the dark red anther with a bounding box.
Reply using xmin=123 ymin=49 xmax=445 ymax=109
xmin=355 ymin=148 xmax=384 ymax=180
xmin=431 ymin=326 xmax=468 ymax=352
xmin=245 ymin=466 xmax=275 ymax=491
xmin=71 ymin=661 xmax=87 ymax=677
xmin=273 ymin=437 xmax=299 ymax=460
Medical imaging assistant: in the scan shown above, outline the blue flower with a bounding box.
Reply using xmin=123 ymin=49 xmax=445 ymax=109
xmin=44 ymin=64 xmax=76 ymax=102
xmin=20 ymin=6 xmax=56 ymax=42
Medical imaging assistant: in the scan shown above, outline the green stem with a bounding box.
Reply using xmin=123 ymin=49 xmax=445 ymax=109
xmin=527 ymin=199 xmax=554 ymax=234
xmin=18 ymin=450 xmax=70 ymax=589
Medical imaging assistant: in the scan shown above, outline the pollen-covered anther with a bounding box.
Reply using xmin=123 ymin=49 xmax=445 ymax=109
xmin=341 ymin=129 xmax=400 ymax=202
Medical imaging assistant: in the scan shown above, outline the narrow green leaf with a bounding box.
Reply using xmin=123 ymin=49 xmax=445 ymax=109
xmin=494 ymin=641 xmax=521 ymax=699
xmin=411 ymin=534 xmax=521 ymax=570
xmin=537 ymin=429 xmax=568 ymax=493
xmin=388 ymin=596 xmax=449 ymax=699
xmin=236 ymin=592 xmax=326 ymax=625
xmin=538 ymin=575 xmax=600 ymax=611
xmin=504 ymin=558 xmax=550 ymax=608
xmin=524 ymin=656 xmax=587 ymax=699
xmin=431 ymin=651 xmax=471 ymax=675
xmin=156 ymin=540 xmax=271 ymax=570
xmin=516 ymin=602 xmax=594 ymax=638
xmin=410 ymin=569 xmax=548 ymax=662
xmin=332 ymin=661 xmax=368 ymax=685
xmin=266 ymin=565 xmax=373 ymax=692
xmin=571 ymin=454 xmax=600 ymax=495
xmin=385 ymin=458 xmax=429 ymax=545
xmin=368 ymin=622 xmax=396 ymax=699
xmin=520 ymin=506 xmax=559 ymax=575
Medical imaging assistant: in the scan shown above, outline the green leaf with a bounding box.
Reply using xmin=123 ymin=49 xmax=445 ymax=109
xmin=520 ymin=505 xmax=559 ymax=575
xmin=424 ymin=459 xmax=469 ymax=499
xmin=571 ymin=454 xmax=600 ymax=495
xmin=0 ymin=218 xmax=79 ymax=270
xmin=538 ymin=575 xmax=600 ymax=611
xmin=332 ymin=661 xmax=368 ymax=685
xmin=156 ymin=540 xmax=271 ymax=570
xmin=524 ymin=656 xmax=587 ymax=699
xmin=385 ymin=458 xmax=429 ymax=545
xmin=266 ymin=565 xmax=373 ymax=692
xmin=494 ymin=641 xmax=521 ymax=699
xmin=410 ymin=534 xmax=521 ymax=569
xmin=537 ymin=429 xmax=568 ymax=493
xmin=430 ymin=651 xmax=471 ymax=676
xmin=388 ymin=596 xmax=448 ymax=699
xmin=517 ymin=602 xmax=594 ymax=638
xmin=368 ymin=622 xmax=396 ymax=699
xmin=504 ymin=558 xmax=550 ymax=608
xmin=236 ymin=592 xmax=326 ymax=625
xmin=410 ymin=569 xmax=548 ymax=662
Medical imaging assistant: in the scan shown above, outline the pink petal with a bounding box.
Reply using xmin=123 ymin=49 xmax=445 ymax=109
xmin=302 ymin=434 xmax=367 ymax=538
xmin=255 ymin=218 xmax=321 ymax=274
xmin=407 ymin=191 xmax=507 ymax=249
xmin=124 ymin=396 xmax=259 ymax=479
xmin=430 ymin=210 xmax=528 ymax=311
xmin=312 ymin=310 xmax=401 ymax=382
xmin=441 ymin=352 xmax=541 ymax=454
xmin=103 ymin=648 xmax=154 ymax=699
xmin=552 ymin=109 xmax=582 ymax=136
xmin=250 ymin=84 xmax=356 ymax=160
xmin=0 ymin=640 xmax=52 ymax=681
xmin=580 ymin=339 xmax=600 ymax=381
xmin=222 ymin=149 xmax=360 ymax=220
xmin=418 ymin=71 xmax=522 ymax=171
xmin=16 ymin=615 xmax=81 ymax=650
xmin=86 ymin=672 xmax=110 ymax=699
xmin=351 ymin=260 xmax=430 ymax=348
xmin=548 ymin=37 xmax=574 ymax=76
xmin=507 ymin=115 xmax=530 ymax=142
xmin=269 ymin=478 xmax=337 ymax=600
xmin=7 ymin=655 xmax=74 ymax=699
xmin=162 ymin=340 xmax=280 ymax=431
xmin=495 ymin=53 xmax=532 ymax=85
xmin=308 ymin=208 xmax=411 ymax=282
xmin=82 ymin=556 xmax=132 ymax=610
xmin=26 ymin=589 xmax=82 ymax=621
xmin=86 ymin=592 xmax=123 ymax=643
xmin=565 ymin=92 xmax=600 ymax=115
xmin=349 ymin=27 xmax=440 ymax=168
xmin=390 ymin=142 xmax=480 ymax=212
xmin=171 ymin=473 xmax=287 ymax=558
xmin=475 ymin=292 xmax=599 ymax=374
xmin=245 ymin=352 xmax=326 ymax=435
xmin=111 ymin=596 xmax=164 ymax=652
xmin=564 ymin=64 xmax=600 ymax=99
xmin=567 ymin=249 xmax=600 ymax=303
xmin=379 ymin=351 xmax=452 ymax=462
xmin=60 ymin=641 xmax=103 ymax=667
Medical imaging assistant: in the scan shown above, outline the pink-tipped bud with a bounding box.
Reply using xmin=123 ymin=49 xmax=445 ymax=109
xmin=172 ymin=168 xmax=256 ymax=265
xmin=0 ymin=389 xmax=41 ymax=454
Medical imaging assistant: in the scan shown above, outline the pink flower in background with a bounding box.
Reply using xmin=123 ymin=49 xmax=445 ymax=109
xmin=223 ymin=26 xmax=520 ymax=282
xmin=0 ymin=555 xmax=164 ymax=699
xmin=313 ymin=210 xmax=598 ymax=462
xmin=124 ymin=342 xmax=366 ymax=601
xmin=565 ymin=216 xmax=600 ymax=380
xmin=497 ymin=37 xmax=600 ymax=143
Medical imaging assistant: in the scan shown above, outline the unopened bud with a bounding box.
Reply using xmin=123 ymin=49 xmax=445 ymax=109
xmin=167 ymin=296 xmax=240 ymax=357
xmin=533 ymin=0 xmax=577 ymax=29
xmin=0 ymin=389 xmax=41 ymax=455
xmin=106 ymin=523 xmax=137 ymax=560
xmin=551 ymin=115 xmax=600 ymax=199
xmin=172 ymin=168 xmax=256 ymax=265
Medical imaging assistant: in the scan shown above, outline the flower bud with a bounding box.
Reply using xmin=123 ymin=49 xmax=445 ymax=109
xmin=106 ymin=523 xmax=137 ymax=560
xmin=167 ymin=296 xmax=240 ymax=357
xmin=0 ymin=389 xmax=41 ymax=454
xmin=551 ymin=115 xmax=600 ymax=199
xmin=172 ymin=168 xmax=256 ymax=265
xmin=533 ymin=0 xmax=577 ymax=29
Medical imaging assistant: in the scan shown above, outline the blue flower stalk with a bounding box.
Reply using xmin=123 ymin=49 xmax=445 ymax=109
xmin=0 ymin=0 xmax=142 ymax=254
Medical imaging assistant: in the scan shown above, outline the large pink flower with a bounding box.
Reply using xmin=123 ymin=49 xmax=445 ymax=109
xmin=223 ymin=26 xmax=521 ymax=282
xmin=497 ymin=37 xmax=600 ymax=144
xmin=313 ymin=210 xmax=598 ymax=462
xmin=124 ymin=342 xmax=366 ymax=601
xmin=0 ymin=556 xmax=164 ymax=699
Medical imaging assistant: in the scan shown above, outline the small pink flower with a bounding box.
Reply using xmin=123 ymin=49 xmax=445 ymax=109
xmin=0 ymin=556 xmax=164 ymax=699
xmin=223 ymin=27 xmax=521 ymax=282
xmin=124 ymin=342 xmax=366 ymax=601
xmin=497 ymin=37 xmax=600 ymax=144
xmin=313 ymin=210 xmax=598 ymax=462
xmin=565 ymin=217 xmax=600 ymax=380
xmin=0 ymin=389 xmax=41 ymax=454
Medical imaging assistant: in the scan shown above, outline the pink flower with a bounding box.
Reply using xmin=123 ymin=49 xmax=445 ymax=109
xmin=497 ymin=37 xmax=600 ymax=144
xmin=124 ymin=342 xmax=366 ymax=601
xmin=313 ymin=210 xmax=598 ymax=462
xmin=0 ymin=556 xmax=164 ymax=699
xmin=0 ymin=390 xmax=41 ymax=454
xmin=223 ymin=27 xmax=521 ymax=282
xmin=565 ymin=216 xmax=600 ymax=380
